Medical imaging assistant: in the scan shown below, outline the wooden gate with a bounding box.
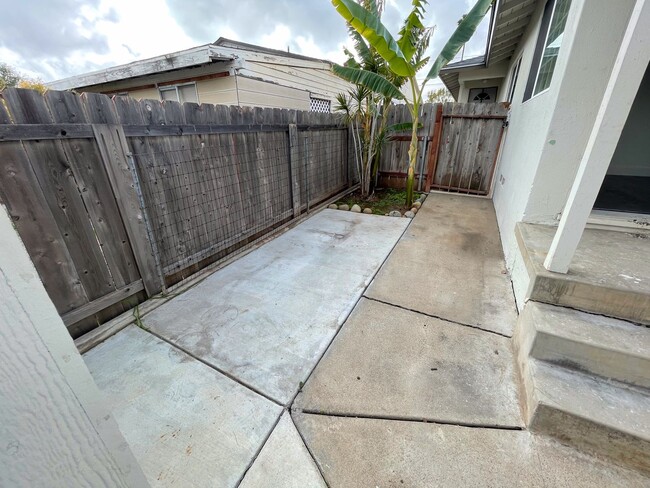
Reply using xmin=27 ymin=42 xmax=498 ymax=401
xmin=425 ymin=102 xmax=508 ymax=195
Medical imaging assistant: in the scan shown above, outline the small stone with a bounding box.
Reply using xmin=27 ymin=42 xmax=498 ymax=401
xmin=363 ymin=208 xmax=373 ymax=214
xmin=338 ymin=204 xmax=350 ymax=211
xmin=388 ymin=210 xmax=402 ymax=217
xmin=413 ymin=201 xmax=422 ymax=209
xmin=411 ymin=207 xmax=418 ymax=214
xmin=328 ymin=204 xmax=338 ymax=209
xmin=404 ymin=211 xmax=415 ymax=218
xmin=351 ymin=204 xmax=361 ymax=213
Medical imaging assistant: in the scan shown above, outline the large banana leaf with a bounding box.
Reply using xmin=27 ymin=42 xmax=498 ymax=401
xmin=397 ymin=0 xmax=427 ymax=61
xmin=425 ymin=0 xmax=493 ymax=81
xmin=332 ymin=64 xmax=405 ymax=100
xmin=332 ymin=0 xmax=415 ymax=77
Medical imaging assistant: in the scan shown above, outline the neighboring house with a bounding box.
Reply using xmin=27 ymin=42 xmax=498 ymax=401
xmin=48 ymin=38 xmax=351 ymax=112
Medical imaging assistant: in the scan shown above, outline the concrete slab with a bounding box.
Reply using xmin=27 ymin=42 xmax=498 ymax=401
xmin=142 ymin=210 xmax=409 ymax=405
xmin=366 ymin=193 xmax=517 ymax=336
xmin=294 ymin=413 xmax=650 ymax=487
xmin=239 ymin=412 xmax=326 ymax=488
xmin=83 ymin=326 xmax=282 ymax=488
xmin=295 ymin=298 xmax=522 ymax=427
xmin=516 ymin=222 xmax=650 ymax=324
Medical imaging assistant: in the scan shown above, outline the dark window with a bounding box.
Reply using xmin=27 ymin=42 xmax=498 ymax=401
xmin=468 ymin=86 xmax=498 ymax=103
xmin=523 ymin=0 xmax=572 ymax=101
xmin=506 ymin=57 xmax=522 ymax=103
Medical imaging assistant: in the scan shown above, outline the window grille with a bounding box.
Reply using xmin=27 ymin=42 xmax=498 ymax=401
xmin=310 ymin=97 xmax=331 ymax=113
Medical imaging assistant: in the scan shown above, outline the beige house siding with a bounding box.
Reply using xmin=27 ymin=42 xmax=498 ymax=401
xmin=126 ymin=87 xmax=161 ymax=100
xmin=240 ymin=61 xmax=349 ymax=102
xmin=197 ymin=76 xmax=239 ymax=105
xmin=235 ymin=76 xmax=310 ymax=110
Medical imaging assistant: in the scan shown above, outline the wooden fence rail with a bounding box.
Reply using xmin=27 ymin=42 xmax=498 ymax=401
xmin=0 ymin=88 xmax=351 ymax=338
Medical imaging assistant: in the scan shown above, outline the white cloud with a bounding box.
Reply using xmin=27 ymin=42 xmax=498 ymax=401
xmin=1 ymin=0 xmax=490 ymax=84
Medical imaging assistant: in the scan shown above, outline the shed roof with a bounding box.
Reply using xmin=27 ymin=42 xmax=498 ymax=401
xmin=48 ymin=38 xmax=334 ymax=91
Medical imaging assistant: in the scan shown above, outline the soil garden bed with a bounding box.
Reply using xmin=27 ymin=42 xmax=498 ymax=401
xmin=333 ymin=188 xmax=426 ymax=217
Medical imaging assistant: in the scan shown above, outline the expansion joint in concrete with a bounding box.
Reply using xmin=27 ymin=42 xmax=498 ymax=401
xmin=139 ymin=325 xmax=285 ymax=407
xmin=294 ymin=409 xmax=525 ymax=432
xmin=362 ymin=296 xmax=513 ymax=339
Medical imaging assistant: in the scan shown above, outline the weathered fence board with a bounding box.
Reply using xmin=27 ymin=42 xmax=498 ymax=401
xmin=92 ymin=124 xmax=163 ymax=295
xmin=0 ymin=141 xmax=88 ymax=311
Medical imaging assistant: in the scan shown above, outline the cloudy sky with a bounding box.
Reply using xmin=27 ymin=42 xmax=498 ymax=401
xmin=0 ymin=0 xmax=490 ymax=88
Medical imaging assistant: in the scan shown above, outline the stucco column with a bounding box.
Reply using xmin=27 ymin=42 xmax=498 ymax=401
xmin=544 ymin=0 xmax=650 ymax=273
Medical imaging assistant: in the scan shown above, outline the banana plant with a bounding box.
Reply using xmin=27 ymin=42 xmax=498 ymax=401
xmin=331 ymin=0 xmax=493 ymax=207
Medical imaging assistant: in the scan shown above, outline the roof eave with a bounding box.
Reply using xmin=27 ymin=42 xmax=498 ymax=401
xmin=47 ymin=43 xmax=232 ymax=90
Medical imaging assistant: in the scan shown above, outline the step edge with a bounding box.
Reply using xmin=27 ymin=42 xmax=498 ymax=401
xmin=530 ymin=361 xmax=650 ymax=442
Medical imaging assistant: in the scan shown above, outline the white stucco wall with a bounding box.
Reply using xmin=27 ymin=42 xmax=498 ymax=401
xmin=492 ymin=0 xmax=560 ymax=268
xmin=492 ymin=0 xmax=635 ymax=268
xmin=0 ymin=204 xmax=149 ymax=487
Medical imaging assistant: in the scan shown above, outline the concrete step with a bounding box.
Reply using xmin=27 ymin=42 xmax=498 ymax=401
xmin=520 ymin=358 xmax=650 ymax=474
xmin=515 ymin=223 xmax=650 ymax=325
xmin=517 ymin=302 xmax=650 ymax=388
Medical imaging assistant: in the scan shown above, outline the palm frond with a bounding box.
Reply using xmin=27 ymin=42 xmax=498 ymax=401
xmin=425 ymin=0 xmax=493 ymax=81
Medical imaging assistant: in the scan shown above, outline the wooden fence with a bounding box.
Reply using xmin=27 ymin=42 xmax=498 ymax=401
xmin=379 ymin=102 xmax=508 ymax=194
xmin=0 ymin=88 xmax=351 ymax=338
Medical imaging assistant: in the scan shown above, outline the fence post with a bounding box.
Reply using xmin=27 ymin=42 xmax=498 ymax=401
xmin=288 ymin=124 xmax=301 ymax=218
xmin=303 ymin=137 xmax=310 ymax=213
xmin=92 ymin=124 xmax=164 ymax=296
xmin=424 ymin=103 xmax=444 ymax=192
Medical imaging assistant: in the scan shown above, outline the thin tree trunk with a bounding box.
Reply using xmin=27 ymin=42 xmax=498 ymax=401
xmin=406 ymin=110 xmax=419 ymax=208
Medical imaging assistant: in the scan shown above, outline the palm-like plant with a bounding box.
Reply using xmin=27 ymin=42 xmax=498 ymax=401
xmin=335 ymin=0 xmax=397 ymax=198
xmin=331 ymin=0 xmax=493 ymax=207
xmin=335 ymin=86 xmax=381 ymax=197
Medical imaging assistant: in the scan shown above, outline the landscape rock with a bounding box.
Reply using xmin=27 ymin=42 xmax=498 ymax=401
xmin=351 ymin=204 xmax=362 ymax=213
xmin=404 ymin=211 xmax=415 ymax=218
xmin=411 ymin=207 xmax=418 ymax=214
xmin=363 ymin=208 xmax=373 ymax=214
xmin=338 ymin=204 xmax=350 ymax=211
xmin=388 ymin=211 xmax=402 ymax=218
xmin=328 ymin=204 xmax=338 ymax=210
xmin=413 ymin=201 xmax=422 ymax=209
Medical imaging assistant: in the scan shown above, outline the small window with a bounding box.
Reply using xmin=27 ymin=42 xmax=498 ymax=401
xmin=468 ymin=86 xmax=498 ymax=103
xmin=523 ymin=0 xmax=571 ymax=101
xmin=506 ymin=57 xmax=522 ymax=103
xmin=310 ymin=97 xmax=331 ymax=113
xmin=159 ymin=83 xmax=199 ymax=103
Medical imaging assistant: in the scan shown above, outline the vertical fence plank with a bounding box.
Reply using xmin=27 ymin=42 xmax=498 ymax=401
xmin=45 ymin=91 xmax=140 ymax=289
xmin=0 ymin=141 xmax=88 ymax=312
xmin=92 ymin=124 xmax=163 ymax=296
xmin=288 ymin=124 xmax=301 ymax=217
xmin=82 ymin=92 xmax=120 ymax=124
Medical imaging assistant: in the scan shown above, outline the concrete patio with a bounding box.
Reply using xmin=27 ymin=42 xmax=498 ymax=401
xmin=83 ymin=194 xmax=649 ymax=487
